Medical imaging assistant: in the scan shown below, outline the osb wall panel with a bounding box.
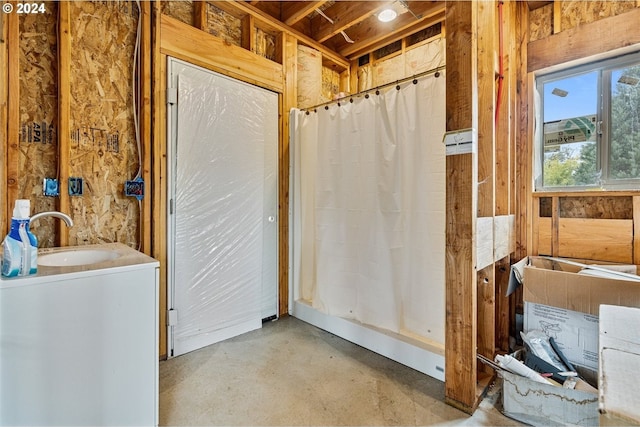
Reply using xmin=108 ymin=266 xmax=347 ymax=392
xmin=206 ymin=3 xmax=241 ymax=47
xmin=68 ymin=2 xmax=139 ymax=247
xmin=529 ymin=3 xmax=553 ymax=42
xmin=19 ymin=3 xmax=57 ymax=247
xmin=560 ymin=1 xmax=637 ymax=32
xmin=255 ymin=28 xmax=276 ymax=61
xmin=529 ymin=2 xmax=639 ymax=41
xmin=560 ymin=196 xmax=633 ymax=219
xmin=161 ymin=1 xmax=193 ymax=27
xmin=539 ymin=196 xmax=633 ymax=219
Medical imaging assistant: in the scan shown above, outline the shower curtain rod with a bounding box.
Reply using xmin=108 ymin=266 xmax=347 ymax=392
xmin=301 ymin=64 xmax=446 ymax=112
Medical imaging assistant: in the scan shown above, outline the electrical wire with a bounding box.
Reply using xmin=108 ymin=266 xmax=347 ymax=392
xmin=132 ymin=0 xmax=142 ymax=180
xmin=131 ymin=0 xmax=143 ymax=251
xmin=315 ymin=8 xmax=355 ymax=44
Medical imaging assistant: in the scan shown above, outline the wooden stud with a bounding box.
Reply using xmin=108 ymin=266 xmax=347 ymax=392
xmin=0 ymin=11 xmax=9 ymax=235
xmin=477 ymin=264 xmax=495 ymax=377
xmin=140 ymin=1 xmax=152 ymax=255
xmin=495 ymin=0 xmax=512 ymax=218
xmin=634 ymin=196 xmax=640 ymax=265
xmin=476 ymin=0 xmax=496 ymax=220
xmin=279 ymin=32 xmax=297 ymax=317
xmin=528 ymin=8 xmax=640 ymax=72
xmin=57 ymin=1 xmax=71 ymax=246
xmin=551 ymin=196 xmax=559 ymax=256
xmin=444 ymin=0 xmax=479 ymax=414
xmin=151 ymin=1 xmax=168 ymax=359
xmin=495 ymin=257 xmax=511 ymax=353
xmin=553 ymin=0 xmax=562 ymax=34
xmin=531 ymin=196 xmax=541 ymax=255
xmin=6 ymin=6 xmax=18 ymax=232
xmin=241 ymin=15 xmax=255 ymax=53
xmin=516 ymin=2 xmax=530 ymax=261
xmin=194 ymin=1 xmax=208 ymax=31
xmin=349 ymin=59 xmax=359 ymax=96
xmin=475 ymin=0 xmax=496 ymax=384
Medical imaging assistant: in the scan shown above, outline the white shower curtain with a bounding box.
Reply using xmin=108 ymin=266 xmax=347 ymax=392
xmin=291 ymin=71 xmax=446 ymax=346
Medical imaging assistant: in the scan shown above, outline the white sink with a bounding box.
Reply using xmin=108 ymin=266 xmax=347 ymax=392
xmin=39 ymin=249 xmax=121 ymax=267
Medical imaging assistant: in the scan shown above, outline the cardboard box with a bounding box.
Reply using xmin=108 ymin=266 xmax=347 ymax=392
xmin=599 ymin=305 xmax=640 ymax=426
xmin=501 ymin=369 xmax=598 ymax=426
xmin=510 ymin=256 xmax=640 ymax=370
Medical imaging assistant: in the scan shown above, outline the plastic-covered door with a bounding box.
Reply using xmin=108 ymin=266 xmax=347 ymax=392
xmin=168 ymin=58 xmax=278 ymax=357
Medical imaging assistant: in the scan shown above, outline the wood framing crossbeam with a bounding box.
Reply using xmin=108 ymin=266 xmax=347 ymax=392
xmin=208 ymin=0 xmax=350 ymax=70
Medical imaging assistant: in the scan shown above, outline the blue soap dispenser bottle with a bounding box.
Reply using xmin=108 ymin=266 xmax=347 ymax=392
xmin=2 ymin=199 xmax=38 ymax=277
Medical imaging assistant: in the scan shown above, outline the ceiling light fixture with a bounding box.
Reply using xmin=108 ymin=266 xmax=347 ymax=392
xmin=377 ymin=8 xmax=398 ymax=22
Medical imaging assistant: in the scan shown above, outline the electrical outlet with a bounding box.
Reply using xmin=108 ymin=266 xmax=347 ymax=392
xmin=43 ymin=178 xmax=59 ymax=197
xmin=68 ymin=177 xmax=83 ymax=196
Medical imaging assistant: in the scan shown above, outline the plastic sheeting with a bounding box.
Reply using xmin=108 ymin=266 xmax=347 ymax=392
xmin=291 ymin=71 xmax=447 ymax=346
xmin=168 ymin=58 xmax=278 ymax=357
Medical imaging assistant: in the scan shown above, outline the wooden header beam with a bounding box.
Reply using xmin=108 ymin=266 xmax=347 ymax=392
xmin=528 ymin=7 xmax=640 ymax=72
xmin=160 ymin=14 xmax=284 ymax=93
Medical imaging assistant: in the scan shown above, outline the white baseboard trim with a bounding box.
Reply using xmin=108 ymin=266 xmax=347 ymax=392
xmin=292 ymin=300 xmax=445 ymax=382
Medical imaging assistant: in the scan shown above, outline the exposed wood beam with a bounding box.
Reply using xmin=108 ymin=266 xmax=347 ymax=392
xmin=311 ymin=1 xmax=388 ymax=43
xmin=283 ymin=1 xmax=328 ymax=26
xmin=528 ymin=7 xmax=640 ymax=72
xmin=343 ymin=12 xmax=444 ymax=60
xmin=211 ymin=0 xmax=349 ymax=70
xmin=527 ymin=1 xmax=552 ymax=10
xmin=330 ymin=1 xmax=445 ymax=58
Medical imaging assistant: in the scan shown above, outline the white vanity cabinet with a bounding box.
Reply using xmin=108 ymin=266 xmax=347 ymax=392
xmin=0 ymin=243 xmax=159 ymax=426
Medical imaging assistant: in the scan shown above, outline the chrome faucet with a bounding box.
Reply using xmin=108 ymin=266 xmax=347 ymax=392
xmin=30 ymin=211 xmax=74 ymax=227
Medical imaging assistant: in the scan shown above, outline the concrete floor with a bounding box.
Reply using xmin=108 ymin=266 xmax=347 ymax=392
xmin=159 ymin=316 xmax=523 ymax=426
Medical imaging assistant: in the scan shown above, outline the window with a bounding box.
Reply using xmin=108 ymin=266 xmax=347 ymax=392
xmin=536 ymin=52 xmax=640 ymax=191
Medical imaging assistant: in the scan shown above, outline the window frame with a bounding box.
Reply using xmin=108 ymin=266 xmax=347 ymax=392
xmin=535 ymin=51 xmax=640 ymax=192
